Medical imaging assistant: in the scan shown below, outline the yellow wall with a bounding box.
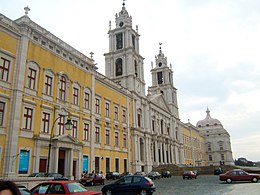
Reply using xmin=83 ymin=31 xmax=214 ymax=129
xmin=21 ymin=40 xmax=132 ymax=174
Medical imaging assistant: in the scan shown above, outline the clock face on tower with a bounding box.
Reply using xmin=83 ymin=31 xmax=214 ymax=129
xmin=119 ymin=21 xmax=124 ymax=27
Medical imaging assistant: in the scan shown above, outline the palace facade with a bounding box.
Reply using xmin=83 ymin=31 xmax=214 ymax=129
xmin=0 ymin=3 xmax=233 ymax=179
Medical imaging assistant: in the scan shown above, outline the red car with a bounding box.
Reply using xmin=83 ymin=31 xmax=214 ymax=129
xmin=30 ymin=181 xmax=101 ymax=195
xmin=79 ymin=173 xmax=105 ymax=186
xmin=219 ymin=169 xmax=260 ymax=184
xmin=182 ymin=171 xmax=197 ymax=179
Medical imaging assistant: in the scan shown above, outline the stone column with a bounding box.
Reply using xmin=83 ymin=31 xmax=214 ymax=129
xmin=53 ymin=147 xmax=59 ymax=173
xmin=67 ymin=149 xmax=73 ymax=180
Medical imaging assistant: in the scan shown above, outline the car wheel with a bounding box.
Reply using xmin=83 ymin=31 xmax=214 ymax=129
xmin=183 ymin=176 xmax=185 ymax=179
xmin=104 ymin=189 xmax=112 ymax=195
xmin=252 ymin=177 xmax=258 ymax=183
xmin=139 ymin=189 xmax=148 ymax=195
xmin=226 ymin=178 xmax=232 ymax=184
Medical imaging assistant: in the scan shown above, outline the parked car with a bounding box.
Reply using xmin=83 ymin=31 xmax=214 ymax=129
xmin=17 ymin=185 xmax=33 ymax=195
xmin=44 ymin=173 xmax=69 ymax=180
xmin=105 ymin=172 xmax=121 ymax=180
xmin=161 ymin=171 xmax=171 ymax=178
xmin=219 ymin=169 xmax=260 ymax=184
xmin=79 ymin=173 xmax=105 ymax=186
xmin=182 ymin=171 xmax=197 ymax=179
xmin=120 ymin=172 xmax=133 ymax=177
xmin=133 ymin=171 xmax=146 ymax=176
xmin=214 ymin=167 xmax=223 ymax=175
xmin=28 ymin=172 xmax=45 ymax=177
xmin=101 ymin=175 xmax=156 ymax=195
xmin=193 ymin=170 xmax=199 ymax=176
xmin=30 ymin=181 xmax=101 ymax=195
xmin=146 ymin=172 xmax=161 ymax=180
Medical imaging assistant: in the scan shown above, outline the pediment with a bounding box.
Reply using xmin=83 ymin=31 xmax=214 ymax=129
xmin=52 ymin=134 xmax=78 ymax=144
xmin=148 ymin=94 xmax=171 ymax=113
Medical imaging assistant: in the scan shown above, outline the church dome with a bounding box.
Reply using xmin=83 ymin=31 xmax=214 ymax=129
xmin=196 ymin=108 xmax=222 ymax=128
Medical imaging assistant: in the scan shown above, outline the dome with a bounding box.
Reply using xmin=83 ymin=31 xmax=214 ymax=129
xmin=196 ymin=108 xmax=222 ymax=128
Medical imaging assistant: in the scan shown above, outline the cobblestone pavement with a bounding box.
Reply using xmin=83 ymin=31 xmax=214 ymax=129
xmin=85 ymin=175 xmax=260 ymax=195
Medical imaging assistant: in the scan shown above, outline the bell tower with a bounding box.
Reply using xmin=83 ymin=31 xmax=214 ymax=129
xmin=104 ymin=1 xmax=145 ymax=97
xmin=148 ymin=44 xmax=179 ymax=118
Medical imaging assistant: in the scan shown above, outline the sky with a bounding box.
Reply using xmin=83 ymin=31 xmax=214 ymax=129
xmin=1 ymin=0 xmax=260 ymax=161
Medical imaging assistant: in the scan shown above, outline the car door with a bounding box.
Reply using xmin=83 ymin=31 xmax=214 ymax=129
xmin=128 ymin=176 xmax=143 ymax=194
xmin=113 ymin=176 xmax=133 ymax=195
xmin=230 ymin=171 xmax=240 ymax=181
xmin=238 ymin=170 xmax=250 ymax=181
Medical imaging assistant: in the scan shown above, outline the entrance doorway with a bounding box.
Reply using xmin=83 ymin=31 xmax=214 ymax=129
xmin=58 ymin=150 xmax=65 ymax=175
xmin=39 ymin=159 xmax=47 ymax=172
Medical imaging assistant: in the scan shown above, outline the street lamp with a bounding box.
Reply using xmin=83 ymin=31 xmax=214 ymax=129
xmin=46 ymin=114 xmax=73 ymax=174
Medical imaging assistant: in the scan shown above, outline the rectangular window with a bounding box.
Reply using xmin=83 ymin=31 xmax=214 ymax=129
xmin=0 ymin=57 xmax=10 ymax=81
xmin=45 ymin=75 xmax=52 ymax=96
xmin=84 ymin=92 xmax=90 ymax=109
xmin=152 ymin=120 xmax=155 ymax=132
xmin=209 ymin=155 xmax=213 ymax=161
xmin=42 ymin=112 xmax=50 ymax=133
xmin=219 ymin=143 xmax=224 ymax=150
xmin=105 ymin=102 xmax=110 ymax=117
xmin=95 ymin=127 xmax=100 ymax=143
xmin=207 ymin=143 xmax=212 ymax=151
xmin=137 ymin=114 xmax=141 ymax=127
xmin=115 ymin=132 xmax=119 ymax=147
xmin=122 ymin=109 xmax=126 ymax=123
xmin=59 ymin=76 xmax=66 ymax=100
xmin=72 ymin=120 xmax=78 ymax=138
xmin=106 ymin=158 xmax=110 ymax=173
xmin=114 ymin=106 xmax=118 ymax=120
xmin=27 ymin=68 xmax=36 ymax=89
xmin=221 ymin=154 xmax=225 ymax=160
xmin=95 ymin=98 xmax=100 ymax=114
xmin=73 ymin=87 xmax=79 ymax=105
xmin=0 ymin=101 xmax=5 ymax=126
xmin=105 ymin=129 xmax=110 ymax=145
xmin=115 ymin=158 xmax=119 ymax=172
xmin=83 ymin=123 xmax=89 ymax=141
xmin=123 ymin=134 xmax=127 ymax=148
xmin=58 ymin=115 xmax=65 ymax=135
xmin=24 ymin=107 xmax=33 ymax=130
xmin=124 ymin=159 xmax=127 ymax=173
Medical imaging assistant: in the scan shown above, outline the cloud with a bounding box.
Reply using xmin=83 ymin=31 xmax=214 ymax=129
xmin=232 ymin=134 xmax=260 ymax=161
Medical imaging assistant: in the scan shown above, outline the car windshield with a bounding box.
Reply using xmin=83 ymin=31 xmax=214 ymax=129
xmin=66 ymin=183 xmax=88 ymax=193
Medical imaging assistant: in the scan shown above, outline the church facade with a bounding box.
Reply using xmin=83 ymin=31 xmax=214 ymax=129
xmin=0 ymin=3 xmax=233 ymax=179
xmin=104 ymin=4 xmax=184 ymax=172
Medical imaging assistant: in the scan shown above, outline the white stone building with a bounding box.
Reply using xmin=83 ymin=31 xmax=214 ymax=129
xmin=196 ymin=108 xmax=234 ymax=166
xmin=104 ymin=3 xmax=183 ymax=173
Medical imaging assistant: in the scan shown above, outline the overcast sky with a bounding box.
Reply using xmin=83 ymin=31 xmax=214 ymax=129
xmin=1 ymin=0 xmax=260 ymax=162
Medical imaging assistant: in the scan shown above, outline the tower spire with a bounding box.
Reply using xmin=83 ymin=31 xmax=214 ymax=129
xmin=159 ymin=42 xmax=162 ymax=54
xmin=123 ymin=0 xmax=126 ymax=9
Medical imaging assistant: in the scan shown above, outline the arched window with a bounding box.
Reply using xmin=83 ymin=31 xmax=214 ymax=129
xmin=115 ymin=58 xmax=123 ymax=76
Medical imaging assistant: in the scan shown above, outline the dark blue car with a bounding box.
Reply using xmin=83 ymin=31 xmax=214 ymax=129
xmin=101 ymin=175 xmax=155 ymax=195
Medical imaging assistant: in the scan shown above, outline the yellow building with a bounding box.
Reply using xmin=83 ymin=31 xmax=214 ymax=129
xmin=1 ymin=3 xmax=230 ymax=179
xmin=180 ymin=122 xmax=207 ymax=166
xmin=0 ymin=11 xmax=132 ymax=179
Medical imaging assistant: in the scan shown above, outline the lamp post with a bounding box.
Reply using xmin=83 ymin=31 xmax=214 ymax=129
xmin=46 ymin=114 xmax=72 ymax=174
